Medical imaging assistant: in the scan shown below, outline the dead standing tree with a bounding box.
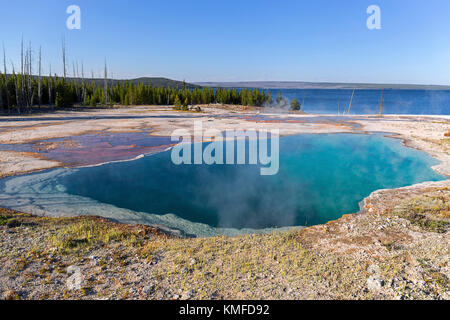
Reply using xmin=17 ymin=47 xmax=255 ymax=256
xmin=38 ymin=46 xmax=42 ymax=109
xmin=20 ymin=37 xmax=24 ymax=111
xmin=75 ymin=61 xmax=81 ymax=102
xmin=3 ymin=45 xmax=10 ymax=114
xmin=11 ymin=62 xmax=19 ymax=112
xmin=27 ymin=42 xmax=34 ymax=112
xmin=378 ymin=87 xmax=384 ymax=117
xmin=48 ymin=64 xmax=53 ymax=108
xmin=72 ymin=61 xmax=80 ymax=102
xmin=104 ymin=59 xmax=108 ymax=106
xmin=81 ymin=61 xmax=85 ymax=104
xmin=62 ymin=37 xmax=67 ymax=80
xmin=347 ymin=88 xmax=355 ymax=115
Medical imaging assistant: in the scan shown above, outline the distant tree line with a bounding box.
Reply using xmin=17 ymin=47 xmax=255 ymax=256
xmin=0 ymin=72 xmax=277 ymax=113
xmin=0 ymin=38 xmax=277 ymax=114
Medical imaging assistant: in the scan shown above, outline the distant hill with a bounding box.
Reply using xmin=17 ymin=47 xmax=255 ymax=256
xmin=73 ymin=77 xmax=200 ymax=89
xmin=195 ymin=81 xmax=450 ymax=90
xmin=116 ymin=77 xmax=200 ymax=89
xmin=11 ymin=75 xmax=200 ymax=89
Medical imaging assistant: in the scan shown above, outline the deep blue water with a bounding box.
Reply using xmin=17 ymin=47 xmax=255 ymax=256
xmin=55 ymin=133 xmax=444 ymax=230
xmin=266 ymin=89 xmax=450 ymax=115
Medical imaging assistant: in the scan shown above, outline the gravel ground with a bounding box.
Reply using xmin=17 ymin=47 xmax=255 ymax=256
xmin=0 ymin=181 xmax=448 ymax=300
xmin=0 ymin=106 xmax=448 ymax=300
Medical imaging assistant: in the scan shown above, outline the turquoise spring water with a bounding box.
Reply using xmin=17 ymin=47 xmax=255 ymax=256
xmin=52 ymin=133 xmax=444 ymax=229
xmin=0 ymin=133 xmax=444 ymax=236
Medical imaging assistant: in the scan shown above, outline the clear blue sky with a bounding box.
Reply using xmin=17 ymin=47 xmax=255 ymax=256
xmin=1 ymin=0 xmax=450 ymax=85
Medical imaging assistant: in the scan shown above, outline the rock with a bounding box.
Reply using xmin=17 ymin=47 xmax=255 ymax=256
xmin=67 ymin=274 xmax=83 ymax=291
xmin=143 ymin=286 xmax=153 ymax=295
xmin=66 ymin=265 xmax=79 ymax=275
xmin=181 ymin=290 xmax=194 ymax=300
xmin=66 ymin=265 xmax=83 ymax=290
xmin=367 ymin=264 xmax=380 ymax=275
xmin=367 ymin=276 xmax=384 ymax=291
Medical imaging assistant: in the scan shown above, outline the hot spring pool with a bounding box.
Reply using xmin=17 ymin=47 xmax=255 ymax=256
xmin=0 ymin=133 xmax=444 ymax=237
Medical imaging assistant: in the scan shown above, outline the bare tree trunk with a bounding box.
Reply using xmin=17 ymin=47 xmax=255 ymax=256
xmin=72 ymin=62 xmax=78 ymax=103
xmin=3 ymin=45 xmax=10 ymax=114
xmin=378 ymin=87 xmax=384 ymax=117
xmin=38 ymin=46 xmax=42 ymax=109
xmin=81 ymin=61 xmax=85 ymax=104
xmin=0 ymin=72 xmax=2 ymax=112
xmin=62 ymin=37 xmax=66 ymax=80
xmin=20 ymin=37 xmax=24 ymax=110
xmin=20 ymin=37 xmax=24 ymax=76
xmin=24 ymin=45 xmax=29 ymax=110
xmin=11 ymin=63 xmax=20 ymax=114
xmin=104 ymin=59 xmax=108 ymax=106
xmin=27 ymin=42 xmax=33 ymax=113
xmin=48 ymin=64 xmax=53 ymax=109
xmin=110 ymin=71 xmax=114 ymax=98
xmin=347 ymin=88 xmax=355 ymax=115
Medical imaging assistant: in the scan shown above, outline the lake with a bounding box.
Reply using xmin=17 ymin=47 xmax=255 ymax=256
xmin=264 ymin=89 xmax=450 ymax=115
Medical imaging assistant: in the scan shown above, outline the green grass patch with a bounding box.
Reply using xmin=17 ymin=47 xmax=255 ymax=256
xmin=49 ymin=218 xmax=145 ymax=253
xmin=0 ymin=214 xmax=8 ymax=226
xmin=6 ymin=218 xmax=21 ymax=228
xmin=390 ymin=192 xmax=449 ymax=233
xmin=403 ymin=212 xmax=448 ymax=233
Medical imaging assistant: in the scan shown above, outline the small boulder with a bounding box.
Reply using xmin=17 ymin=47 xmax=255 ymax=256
xmin=66 ymin=265 xmax=79 ymax=275
xmin=142 ymin=285 xmax=153 ymax=295
xmin=367 ymin=264 xmax=380 ymax=275
xmin=181 ymin=290 xmax=194 ymax=300
xmin=367 ymin=276 xmax=384 ymax=291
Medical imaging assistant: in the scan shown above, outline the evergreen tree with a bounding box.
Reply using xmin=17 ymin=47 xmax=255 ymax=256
xmin=276 ymin=92 xmax=283 ymax=104
xmin=290 ymin=98 xmax=300 ymax=111
xmin=267 ymin=92 xmax=273 ymax=105
xmin=182 ymin=97 xmax=189 ymax=111
xmin=173 ymin=95 xmax=182 ymax=109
